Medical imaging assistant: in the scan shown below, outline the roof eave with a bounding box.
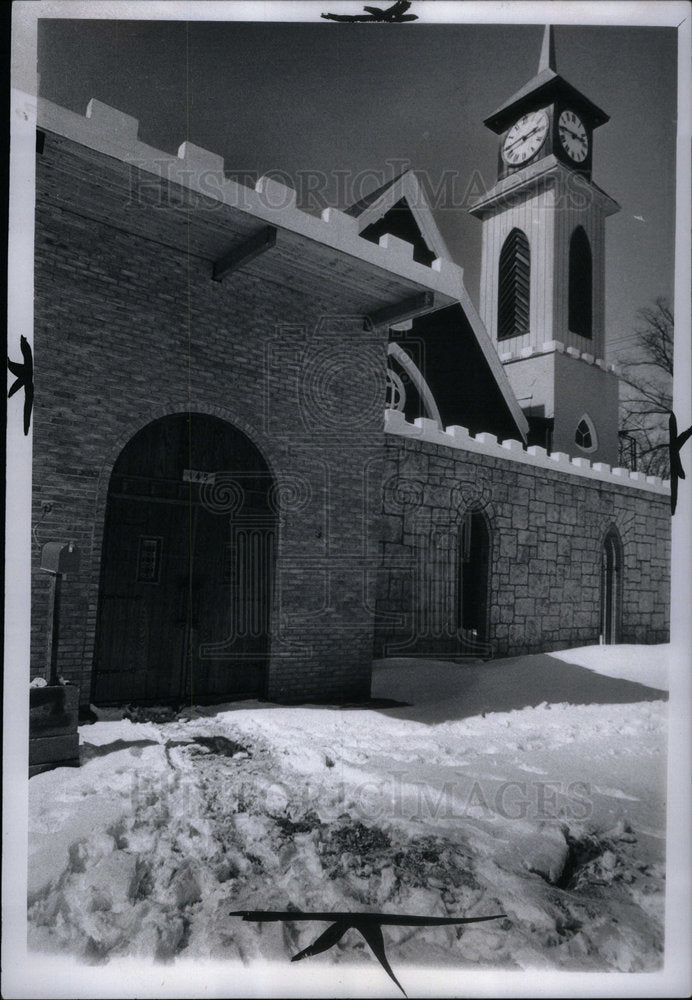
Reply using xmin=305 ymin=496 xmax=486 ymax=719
xmin=484 ymin=73 xmax=609 ymax=133
xmin=469 ymin=156 xmax=620 ymax=219
xmin=35 ymin=96 xmax=467 ymax=307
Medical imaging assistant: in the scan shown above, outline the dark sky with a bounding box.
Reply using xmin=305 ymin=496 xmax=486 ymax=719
xmin=36 ymin=13 xmax=678 ymax=362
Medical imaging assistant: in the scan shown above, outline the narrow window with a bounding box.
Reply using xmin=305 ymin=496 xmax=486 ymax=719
xmin=568 ymin=226 xmax=593 ymax=338
xmin=498 ymin=228 xmax=530 ymax=340
xmin=458 ymin=513 xmax=490 ymax=643
xmin=600 ymin=527 xmax=623 ymax=644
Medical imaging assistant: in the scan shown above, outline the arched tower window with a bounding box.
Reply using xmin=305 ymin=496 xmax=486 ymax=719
xmin=600 ymin=526 xmax=623 ymax=644
xmin=568 ymin=226 xmax=593 ymax=339
xmin=497 ymin=228 xmax=530 ymax=341
xmin=574 ymin=413 xmax=598 ymax=453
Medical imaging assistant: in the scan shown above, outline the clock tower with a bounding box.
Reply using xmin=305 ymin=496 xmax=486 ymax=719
xmin=470 ymin=26 xmax=621 ymax=465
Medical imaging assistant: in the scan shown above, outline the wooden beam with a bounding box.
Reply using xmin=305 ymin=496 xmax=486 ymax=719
xmin=212 ymin=226 xmax=277 ymax=282
xmin=364 ymin=291 xmax=435 ymax=332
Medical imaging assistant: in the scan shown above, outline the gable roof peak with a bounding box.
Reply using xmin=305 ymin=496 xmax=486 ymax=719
xmin=344 ymin=167 xmax=413 ymax=219
xmin=345 ymin=168 xmax=453 ymax=263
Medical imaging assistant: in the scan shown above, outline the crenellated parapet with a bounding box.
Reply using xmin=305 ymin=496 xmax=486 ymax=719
xmin=36 ymin=96 xmax=468 ymax=304
xmin=498 ymin=338 xmax=618 ymax=375
xmin=384 ymin=408 xmax=669 ymax=496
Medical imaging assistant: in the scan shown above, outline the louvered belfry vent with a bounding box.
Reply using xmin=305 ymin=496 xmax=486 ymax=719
xmin=497 ymin=228 xmax=530 ymax=340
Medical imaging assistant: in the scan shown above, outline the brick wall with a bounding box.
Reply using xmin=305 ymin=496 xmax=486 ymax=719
xmin=32 ymin=131 xmax=387 ymax=705
xmin=375 ymin=432 xmax=670 ymax=658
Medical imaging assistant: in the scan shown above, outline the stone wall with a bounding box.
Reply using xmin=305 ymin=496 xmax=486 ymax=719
xmin=375 ymin=413 xmax=670 ymax=658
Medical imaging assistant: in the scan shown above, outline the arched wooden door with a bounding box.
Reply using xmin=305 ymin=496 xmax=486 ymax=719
xmin=600 ymin=527 xmax=622 ymax=644
xmin=93 ymin=414 xmax=275 ymax=705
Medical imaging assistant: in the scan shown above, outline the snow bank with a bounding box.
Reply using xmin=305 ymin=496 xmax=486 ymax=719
xmin=371 ymin=646 xmax=668 ymax=724
xmin=26 ymin=646 xmax=668 ymax=987
xmin=547 ymin=644 xmax=669 ymax=689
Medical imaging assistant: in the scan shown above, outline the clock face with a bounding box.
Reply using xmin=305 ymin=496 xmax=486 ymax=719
xmin=558 ymin=110 xmax=589 ymax=162
xmin=502 ymin=110 xmax=549 ymax=166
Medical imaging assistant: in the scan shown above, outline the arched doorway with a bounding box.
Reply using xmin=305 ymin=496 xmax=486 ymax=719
xmin=458 ymin=512 xmax=491 ymax=646
xmin=93 ymin=413 xmax=275 ymax=705
xmin=600 ymin=527 xmax=622 ymax=644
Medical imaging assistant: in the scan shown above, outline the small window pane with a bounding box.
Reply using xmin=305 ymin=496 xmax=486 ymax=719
xmin=575 ymin=419 xmax=593 ymax=449
xmin=137 ymin=536 xmax=162 ymax=583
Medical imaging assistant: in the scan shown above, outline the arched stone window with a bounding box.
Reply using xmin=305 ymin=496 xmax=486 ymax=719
xmin=568 ymin=226 xmax=593 ymax=339
xmin=575 ymin=413 xmax=598 ymax=453
xmin=600 ymin=526 xmax=623 ymax=644
xmin=498 ymin=228 xmax=530 ymax=340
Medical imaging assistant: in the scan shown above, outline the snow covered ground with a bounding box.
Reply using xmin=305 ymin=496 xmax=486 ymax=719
xmin=27 ymin=644 xmax=669 ymax=992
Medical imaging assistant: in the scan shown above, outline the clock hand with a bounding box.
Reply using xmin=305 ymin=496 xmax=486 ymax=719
xmin=505 ymin=125 xmax=541 ymax=153
xmin=507 ymin=129 xmax=538 ymax=152
xmin=559 ymin=126 xmax=587 ymax=144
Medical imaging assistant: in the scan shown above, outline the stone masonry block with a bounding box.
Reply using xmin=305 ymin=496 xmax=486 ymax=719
xmin=378 ymin=233 xmax=415 ymax=259
xmin=321 ymin=207 xmax=359 ymax=235
xmin=86 ymin=99 xmax=139 ymax=140
xmin=255 ymin=174 xmax=298 ymax=209
xmin=177 ymin=141 xmax=225 ymax=174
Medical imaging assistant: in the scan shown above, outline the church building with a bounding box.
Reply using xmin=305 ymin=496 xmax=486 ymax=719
xmin=26 ymin=27 xmax=670 ymax=712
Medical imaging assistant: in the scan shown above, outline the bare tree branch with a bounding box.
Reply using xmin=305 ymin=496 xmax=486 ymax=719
xmin=618 ymin=297 xmax=673 ymax=476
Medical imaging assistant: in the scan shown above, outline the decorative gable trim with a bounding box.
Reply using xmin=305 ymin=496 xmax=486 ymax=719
xmin=347 ymin=169 xmax=453 ymax=264
xmin=387 ymin=342 xmax=443 ymax=426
